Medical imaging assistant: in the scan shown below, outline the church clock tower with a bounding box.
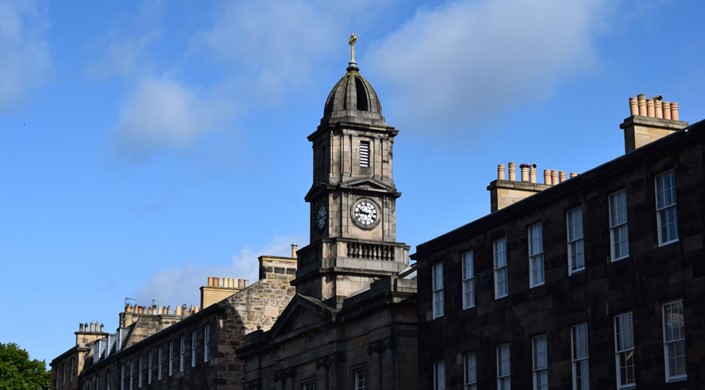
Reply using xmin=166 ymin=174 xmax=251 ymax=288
xmin=293 ymin=35 xmax=410 ymax=305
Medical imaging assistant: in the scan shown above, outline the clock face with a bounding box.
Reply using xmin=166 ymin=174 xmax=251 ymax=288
xmin=316 ymin=204 xmax=327 ymax=232
xmin=352 ymin=199 xmax=378 ymax=229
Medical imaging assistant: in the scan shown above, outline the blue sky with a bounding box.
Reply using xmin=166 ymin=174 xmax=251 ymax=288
xmin=1 ymin=0 xmax=703 ymax=364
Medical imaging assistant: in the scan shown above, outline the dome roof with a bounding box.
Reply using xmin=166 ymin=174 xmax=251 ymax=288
xmin=322 ymin=61 xmax=384 ymax=124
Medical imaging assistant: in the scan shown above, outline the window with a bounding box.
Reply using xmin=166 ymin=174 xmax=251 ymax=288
xmin=433 ymin=360 xmax=446 ymax=390
xmin=129 ymin=360 xmax=134 ymax=390
xmin=158 ymin=347 xmax=163 ymax=380
xmin=494 ymin=237 xmax=508 ymax=299
xmin=120 ymin=364 xmax=125 ymax=390
xmin=609 ymin=190 xmax=629 ymax=261
xmin=107 ymin=369 xmax=111 ymax=390
xmin=528 ymin=223 xmax=544 ymax=287
xmin=168 ymin=341 xmax=174 ymax=377
xmin=532 ymin=335 xmax=548 ymax=390
xmin=179 ymin=335 xmax=185 ymax=372
xmin=353 ymin=368 xmax=367 ymax=390
xmin=464 ymin=352 xmax=477 ymax=390
xmin=567 ymin=207 xmax=585 ymax=274
xmin=663 ymin=300 xmax=687 ymax=381
xmin=462 ymin=251 xmax=475 ymax=309
xmin=656 ymin=170 xmax=679 ymax=245
xmin=147 ymin=351 xmax=152 ymax=385
xmin=203 ymin=324 xmax=210 ymax=363
xmin=359 ymin=141 xmax=370 ymax=167
xmin=497 ymin=343 xmax=511 ymax=390
xmin=432 ymin=262 xmax=444 ymax=318
xmin=571 ymin=323 xmax=590 ymax=390
xmin=138 ymin=356 xmax=142 ymax=388
xmin=614 ymin=312 xmax=635 ymax=388
xmin=302 ymin=380 xmax=316 ymax=390
xmin=191 ymin=330 xmax=197 ymax=367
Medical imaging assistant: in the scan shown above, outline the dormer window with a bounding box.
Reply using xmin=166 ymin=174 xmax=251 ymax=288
xmin=360 ymin=141 xmax=370 ymax=167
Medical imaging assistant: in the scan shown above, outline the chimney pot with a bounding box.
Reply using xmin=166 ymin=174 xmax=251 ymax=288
xmin=529 ymin=165 xmax=536 ymax=184
xmin=497 ymin=164 xmax=505 ymax=180
xmin=671 ymin=102 xmax=679 ymax=121
xmin=543 ymin=169 xmax=551 ymax=185
xmin=655 ymin=99 xmax=663 ymax=119
xmin=520 ymin=165 xmax=529 ymax=182
xmin=637 ymin=94 xmax=647 ymax=116
xmin=291 ymin=243 xmax=298 ymax=259
xmin=647 ymin=99 xmax=655 ymax=117
xmin=662 ymin=102 xmax=672 ymax=120
xmin=629 ymin=97 xmax=638 ymax=116
xmin=508 ymin=162 xmax=516 ymax=181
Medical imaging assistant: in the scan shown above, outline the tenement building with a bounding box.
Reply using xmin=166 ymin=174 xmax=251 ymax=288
xmin=413 ymin=95 xmax=705 ymax=389
xmin=50 ymin=254 xmax=297 ymax=390
xmin=238 ymin=35 xmax=418 ymax=390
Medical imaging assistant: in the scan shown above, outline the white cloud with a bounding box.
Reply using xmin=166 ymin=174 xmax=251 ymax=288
xmin=0 ymin=0 xmax=50 ymax=110
xmin=86 ymin=32 xmax=160 ymax=79
xmin=85 ymin=0 xmax=164 ymax=79
xmin=367 ymin=0 xmax=609 ymax=134
xmin=111 ymin=77 xmax=237 ymax=162
xmin=135 ymin=235 xmax=302 ymax=307
xmin=202 ymin=0 xmax=396 ymax=106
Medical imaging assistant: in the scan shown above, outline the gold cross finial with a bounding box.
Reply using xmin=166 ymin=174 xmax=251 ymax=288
xmin=349 ymin=33 xmax=357 ymax=63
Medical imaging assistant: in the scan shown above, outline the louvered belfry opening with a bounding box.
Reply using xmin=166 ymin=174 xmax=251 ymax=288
xmin=355 ymin=77 xmax=369 ymax=111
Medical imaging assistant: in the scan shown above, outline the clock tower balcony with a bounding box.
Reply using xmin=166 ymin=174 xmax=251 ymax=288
xmin=292 ymin=238 xmax=410 ymax=300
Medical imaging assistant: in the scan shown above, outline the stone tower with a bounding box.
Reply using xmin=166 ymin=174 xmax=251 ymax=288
xmin=293 ymin=35 xmax=410 ymax=305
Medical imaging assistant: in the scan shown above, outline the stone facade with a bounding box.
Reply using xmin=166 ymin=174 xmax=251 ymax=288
xmin=51 ymin=255 xmax=297 ymax=390
xmin=413 ymin=96 xmax=705 ymax=389
xmin=240 ymin=41 xmax=418 ymax=390
xmin=240 ymin=273 xmax=417 ymax=390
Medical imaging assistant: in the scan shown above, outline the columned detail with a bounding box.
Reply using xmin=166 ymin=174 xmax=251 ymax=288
xmin=295 ymin=43 xmax=409 ymax=304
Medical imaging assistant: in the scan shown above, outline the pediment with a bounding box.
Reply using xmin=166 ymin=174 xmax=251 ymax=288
xmin=304 ymin=184 xmax=325 ymax=201
xmin=305 ymin=179 xmax=399 ymax=201
xmin=267 ymin=294 xmax=338 ymax=340
xmin=342 ymin=178 xmax=395 ymax=192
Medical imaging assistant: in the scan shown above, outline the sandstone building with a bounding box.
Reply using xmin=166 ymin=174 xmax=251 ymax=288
xmin=50 ymin=33 xmax=705 ymax=390
xmin=413 ymin=95 xmax=705 ymax=389
xmin=50 ymin=254 xmax=297 ymax=390
xmin=238 ymin=37 xmax=418 ymax=390
xmin=51 ymin=35 xmax=418 ymax=390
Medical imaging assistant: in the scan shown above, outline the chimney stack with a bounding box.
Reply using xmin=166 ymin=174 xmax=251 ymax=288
xmin=620 ymin=93 xmax=688 ymax=153
xmin=488 ymin=162 xmax=570 ymax=212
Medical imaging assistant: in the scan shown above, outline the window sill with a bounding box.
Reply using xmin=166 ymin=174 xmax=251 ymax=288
xmin=666 ymin=375 xmax=687 ymax=383
xmin=658 ymin=238 xmax=679 ymax=247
